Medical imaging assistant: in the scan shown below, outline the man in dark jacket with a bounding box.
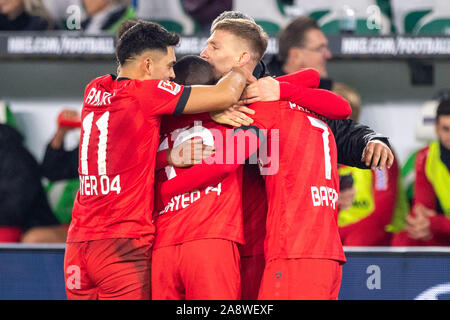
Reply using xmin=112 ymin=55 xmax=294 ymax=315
xmin=0 ymin=123 xmax=65 ymax=242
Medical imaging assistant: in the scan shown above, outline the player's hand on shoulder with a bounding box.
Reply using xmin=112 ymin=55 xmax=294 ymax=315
xmin=240 ymin=76 xmax=280 ymax=105
xmin=361 ymin=140 xmax=394 ymax=170
xmin=210 ymin=105 xmax=255 ymax=128
xmin=168 ymin=138 xmax=215 ymax=168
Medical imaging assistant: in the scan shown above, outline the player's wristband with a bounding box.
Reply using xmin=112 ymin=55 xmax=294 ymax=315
xmin=57 ymin=112 xmax=81 ymax=128
xmin=279 ymin=82 xmax=304 ymax=101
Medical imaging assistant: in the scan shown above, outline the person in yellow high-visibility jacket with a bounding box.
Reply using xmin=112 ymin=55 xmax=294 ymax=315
xmin=333 ymin=83 xmax=408 ymax=246
xmin=392 ymin=99 xmax=450 ymax=246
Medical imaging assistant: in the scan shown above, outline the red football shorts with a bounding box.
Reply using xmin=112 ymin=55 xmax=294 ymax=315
xmin=64 ymin=236 xmax=152 ymax=300
xmin=240 ymin=254 xmax=265 ymax=300
xmin=258 ymin=258 xmax=343 ymax=300
xmin=151 ymin=239 xmax=241 ymax=300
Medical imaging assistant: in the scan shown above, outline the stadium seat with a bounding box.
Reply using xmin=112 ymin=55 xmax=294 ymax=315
xmin=232 ymin=0 xmax=290 ymax=35
xmin=391 ymin=0 xmax=450 ymax=35
xmin=294 ymin=0 xmax=392 ymax=35
xmin=135 ymin=0 xmax=198 ymax=35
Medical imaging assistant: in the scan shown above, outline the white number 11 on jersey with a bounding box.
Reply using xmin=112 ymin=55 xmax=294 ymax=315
xmin=80 ymin=111 xmax=109 ymax=175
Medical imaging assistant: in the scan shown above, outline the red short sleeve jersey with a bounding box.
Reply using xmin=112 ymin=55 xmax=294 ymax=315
xmin=68 ymin=75 xmax=190 ymax=242
xmin=153 ymin=116 xmax=244 ymax=249
xmin=249 ymin=101 xmax=346 ymax=263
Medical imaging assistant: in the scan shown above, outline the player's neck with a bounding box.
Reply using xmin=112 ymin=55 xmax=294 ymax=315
xmin=242 ymin=60 xmax=258 ymax=77
xmin=117 ymin=68 xmax=145 ymax=81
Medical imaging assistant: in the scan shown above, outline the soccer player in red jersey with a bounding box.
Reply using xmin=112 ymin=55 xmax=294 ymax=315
xmin=250 ymin=101 xmax=346 ymax=300
xmin=159 ymin=100 xmax=346 ymax=300
xmin=64 ymin=21 xmax=255 ymax=300
xmin=199 ymin=18 xmax=351 ymax=300
xmin=202 ymin=12 xmax=393 ymax=300
xmin=150 ymin=22 xmax=268 ymax=300
xmin=154 ymin=19 xmax=350 ymax=300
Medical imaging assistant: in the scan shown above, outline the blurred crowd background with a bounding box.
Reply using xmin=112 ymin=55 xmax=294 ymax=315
xmin=0 ymin=0 xmax=449 ymax=246
xmin=1 ymin=0 xmax=450 ymax=35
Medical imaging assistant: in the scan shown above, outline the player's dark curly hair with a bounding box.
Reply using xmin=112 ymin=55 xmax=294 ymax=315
xmin=116 ymin=19 xmax=139 ymax=40
xmin=115 ymin=20 xmax=180 ymax=66
xmin=173 ymin=55 xmax=216 ymax=86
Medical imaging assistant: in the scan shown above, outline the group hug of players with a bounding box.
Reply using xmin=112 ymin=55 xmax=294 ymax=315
xmin=64 ymin=12 xmax=394 ymax=300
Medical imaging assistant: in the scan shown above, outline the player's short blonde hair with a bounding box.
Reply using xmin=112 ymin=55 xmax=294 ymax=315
xmin=211 ymin=18 xmax=268 ymax=63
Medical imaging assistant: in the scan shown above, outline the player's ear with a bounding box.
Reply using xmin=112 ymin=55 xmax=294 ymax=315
xmin=143 ymin=57 xmax=153 ymax=76
xmin=238 ymin=52 xmax=251 ymax=66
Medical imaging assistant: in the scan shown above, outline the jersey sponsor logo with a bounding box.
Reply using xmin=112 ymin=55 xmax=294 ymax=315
xmin=84 ymin=87 xmax=113 ymax=106
xmin=157 ymin=80 xmax=181 ymax=95
xmin=311 ymin=186 xmax=338 ymax=209
xmin=159 ymin=183 xmax=222 ymax=215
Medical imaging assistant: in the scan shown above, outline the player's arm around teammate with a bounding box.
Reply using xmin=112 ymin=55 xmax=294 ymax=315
xmin=65 ymin=20 xmax=253 ymax=301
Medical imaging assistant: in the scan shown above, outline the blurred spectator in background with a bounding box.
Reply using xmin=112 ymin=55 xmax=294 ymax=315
xmin=333 ymin=83 xmax=407 ymax=246
xmin=401 ymin=90 xmax=450 ymax=207
xmin=267 ymin=16 xmax=333 ymax=89
xmin=41 ymin=109 xmax=80 ymax=226
xmin=42 ymin=109 xmax=79 ymax=181
xmin=0 ymin=0 xmax=54 ymax=30
xmin=0 ymin=122 xmax=66 ymax=243
xmin=392 ymin=99 xmax=450 ymax=246
xmin=81 ymin=0 xmax=134 ymax=34
xmin=181 ymin=0 xmax=232 ymax=33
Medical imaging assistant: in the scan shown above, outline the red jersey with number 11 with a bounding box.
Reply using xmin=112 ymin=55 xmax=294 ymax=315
xmin=68 ymin=74 xmax=190 ymax=242
xmin=250 ymin=101 xmax=346 ymax=263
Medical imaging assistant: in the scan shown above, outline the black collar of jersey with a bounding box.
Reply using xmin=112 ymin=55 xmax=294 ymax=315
xmin=254 ymin=60 xmax=270 ymax=79
xmin=110 ymin=74 xmax=131 ymax=81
